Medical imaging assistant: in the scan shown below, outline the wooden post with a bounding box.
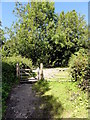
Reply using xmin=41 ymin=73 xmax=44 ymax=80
xmin=16 ymin=63 xmax=20 ymax=78
xmin=37 ymin=67 xmax=40 ymax=80
xmin=40 ymin=63 xmax=44 ymax=80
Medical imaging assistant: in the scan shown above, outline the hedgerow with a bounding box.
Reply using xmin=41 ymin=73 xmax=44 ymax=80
xmin=2 ymin=56 xmax=32 ymax=114
xmin=69 ymin=49 xmax=89 ymax=90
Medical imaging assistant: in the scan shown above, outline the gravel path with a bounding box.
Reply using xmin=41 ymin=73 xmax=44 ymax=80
xmin=43 ymin=68 xmax=68 ymax=79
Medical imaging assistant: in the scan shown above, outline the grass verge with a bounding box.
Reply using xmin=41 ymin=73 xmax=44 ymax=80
xmin=33 ymin=68 xmax=88 ymax=118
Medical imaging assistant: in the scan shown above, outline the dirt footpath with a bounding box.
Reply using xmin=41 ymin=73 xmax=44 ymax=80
xmin=4 ymin=84 xmax=46 ymax=119
xmin=3 ymin=68 xmax=66 ymax=119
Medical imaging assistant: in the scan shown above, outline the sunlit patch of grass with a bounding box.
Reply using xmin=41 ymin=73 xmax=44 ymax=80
xmin=44 ymin=81 xmax=88 ymax=118
xmin=34 ymin=68 xmax=88 ymax=118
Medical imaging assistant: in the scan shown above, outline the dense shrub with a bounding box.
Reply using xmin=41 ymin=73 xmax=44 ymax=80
xmin=69 ymin=49 xmax=89 ymax=90
xmin=2 ymin=56 xmax=32 ymax=114
xmin=2 ymin=55 xmax=32 ymax=68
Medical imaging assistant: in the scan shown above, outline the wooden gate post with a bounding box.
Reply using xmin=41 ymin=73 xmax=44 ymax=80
xmin=16 ymin=63 xmax=20 ymax=78
xmin=37 ymin=67 xmax=40 ymax=80
xmin=40 ymin=63 xmax=44 ymax=80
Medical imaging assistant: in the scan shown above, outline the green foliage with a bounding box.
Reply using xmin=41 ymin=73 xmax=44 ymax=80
xmin=2 ymin=56 xmax=32 ymax=114
xmin=2 ymin=61 xmax=17 ymax=114
xmin=2 ymin=55 xmax=32 ymax=68
xmin=33 ymin=79 xmax=88 ymax=118
xmin=0 ymin=20 xmax=6 ymax=47
xmin=2 ymin=39 xmax=19 ymax=57
xmin=6 ymin=1 xmax=57 ymax=66
xmin=48 ymin=82 xmax=88 ymax=118
xmin=69 ymin=49 xmax=89 ymax=89
xmin=1 ymin=1 xmax=89 ymax=117
xmin=3 ymin=2 xmax=88 ymax=67
xmin=33 ymin=80 xmax=64 ymax=119
xmin=52 ymin=10 xmax=88 ymax=66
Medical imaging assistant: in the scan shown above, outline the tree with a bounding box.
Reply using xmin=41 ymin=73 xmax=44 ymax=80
xmin=51 ymin=10 xmax=88 ymax=66
xmin=0 ymin=21 xmax=6 ymax=48
xmin=2 ymin=2 xmax=88 ymax=67
xmin=11 ymin=1 xmax=57 ymax=66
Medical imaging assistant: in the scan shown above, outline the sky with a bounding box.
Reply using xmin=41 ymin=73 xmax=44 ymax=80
xmin=0 ymin=1 xmax=89 ymax=29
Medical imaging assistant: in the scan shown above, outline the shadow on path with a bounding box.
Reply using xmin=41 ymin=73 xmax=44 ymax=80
xmin=3 ymin=80 xmax=63 ymax=120
xmin=32 ymin=80 xmax=64 ymax=119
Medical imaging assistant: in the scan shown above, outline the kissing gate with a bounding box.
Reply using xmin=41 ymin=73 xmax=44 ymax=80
xmin=16 ymin=63 xmax=44 ymax=83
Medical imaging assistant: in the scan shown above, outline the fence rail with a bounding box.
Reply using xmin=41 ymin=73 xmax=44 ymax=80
xmin=16 ymin=63 xmax=44 ymax=83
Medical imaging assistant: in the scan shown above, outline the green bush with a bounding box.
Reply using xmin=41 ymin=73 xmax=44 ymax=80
xmin=69 ymin=49 xmax=89 ymax=90
xmin=2 ymin=56 xmax=32 ymax=114
xmin=2 ymin=55 xmax=32 ymax=68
